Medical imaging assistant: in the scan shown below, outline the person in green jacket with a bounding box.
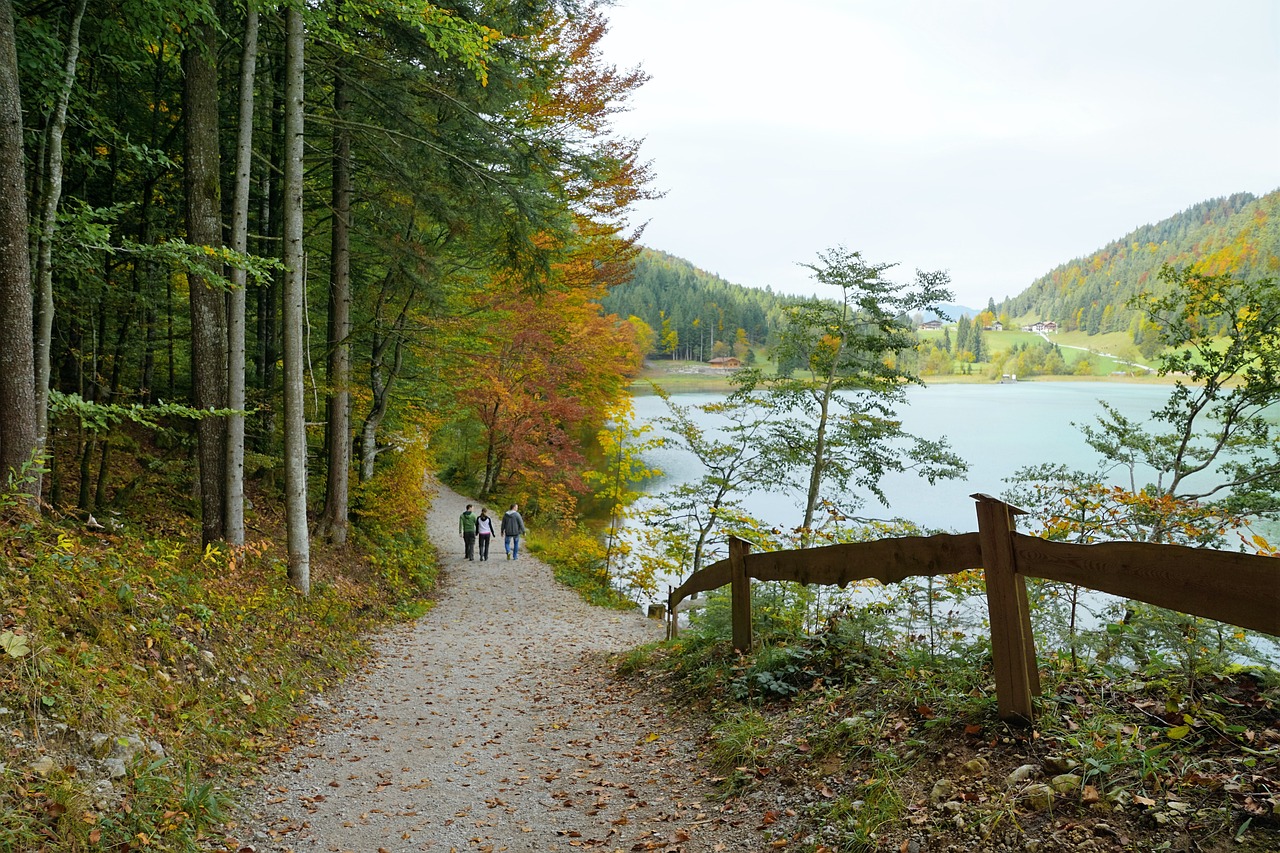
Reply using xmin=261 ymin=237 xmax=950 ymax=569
xmin=459 ymin=504 xmax=478 ymax=560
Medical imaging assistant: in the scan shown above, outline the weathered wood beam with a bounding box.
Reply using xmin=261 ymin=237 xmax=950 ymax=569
xmin=974 ymin=494 xmax=1036 ymax=724
xmin=745 ymin=533 xmax=983 ymax=586
xmin=1015 ymin=535 xmax=1280 ymax=637
xmin=730 ymin=536 xmax=752 ymax=653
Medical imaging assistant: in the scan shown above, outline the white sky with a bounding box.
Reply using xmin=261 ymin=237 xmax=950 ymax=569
xmin=599 ymin=0 xmax=1280 ymax=307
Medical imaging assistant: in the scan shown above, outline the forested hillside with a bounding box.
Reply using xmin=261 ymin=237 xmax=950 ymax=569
xmin=0 ymin=5 xmax=667 ymax=846
xmin=600 ymin=248 xmax=797 ymax=360
xmin=1000 ymin=190 xmax=1280 ymax=337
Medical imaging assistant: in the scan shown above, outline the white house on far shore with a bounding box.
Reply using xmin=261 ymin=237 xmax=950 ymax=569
xmin=1022 ymin=320 xmax=1058 ymax=333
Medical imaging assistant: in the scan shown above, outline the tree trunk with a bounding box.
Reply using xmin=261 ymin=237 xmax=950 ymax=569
xmin=319 ymin=61 xmax=351 ymax=545
xmin=0 ymin=0 xmax=37 ymax=502
xmin=481 ymin=401 xmax=500 ymax=495
xmin=800 ymin=390 xmax=831 ymax=547
xmin=30 ymin=0 xmax=86 ymax=503
xmin=183 ymin=18 xmax=228 ymax=545
xmin=94 ymin=438 xmax=111 ymax=511
xmin=359 ymin=267 xmax=410 ymax=483
xmin=226 ymin=7 xmax=258 ymax=548
xmin=255 ymin=49 xmax=281 ymax=452
xmin=358 ymin=329 xmax=402 ymax=483
xmin=77 ymin=434 xmax=93 ymax=510
xmin=281 ymin=4 xmax=310 ymax=594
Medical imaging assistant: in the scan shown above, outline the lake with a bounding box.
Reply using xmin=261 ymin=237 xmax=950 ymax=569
xmin=626 ymin=380 xmax=1277 ymax=661
xmin=632 ymin=381 xmax=1203 ymax=536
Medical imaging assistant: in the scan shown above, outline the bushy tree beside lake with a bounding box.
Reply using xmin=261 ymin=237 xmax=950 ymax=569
xmin=753 ymin=247 xmax=967 ymax=546
xmin=1009 ymin=265 xmax=1280 ymax=547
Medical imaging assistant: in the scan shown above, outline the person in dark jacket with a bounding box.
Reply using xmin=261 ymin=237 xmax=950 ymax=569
xmin=501 ymin=504 xmax=526 ymax=560
xmin=459 ymin=504 xmax=478 ymax=560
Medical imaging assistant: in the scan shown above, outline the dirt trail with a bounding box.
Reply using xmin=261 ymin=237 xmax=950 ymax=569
xmin=239 ymin=479 xmax=758 ymax=852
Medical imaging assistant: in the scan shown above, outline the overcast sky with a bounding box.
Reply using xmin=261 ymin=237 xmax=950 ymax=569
xmin=598 ymin=0 xmax=1280 ymax=308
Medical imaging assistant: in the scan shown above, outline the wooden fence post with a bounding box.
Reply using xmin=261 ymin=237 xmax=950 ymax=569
xmin=729 ymin=536 xmax=752 ymax=653
xmin=973 ymin=494 xmax=1038 ymax=724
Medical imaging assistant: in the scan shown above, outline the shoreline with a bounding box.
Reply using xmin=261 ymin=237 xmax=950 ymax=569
xmin=631 ymin=366 xmax=1183 ymax=395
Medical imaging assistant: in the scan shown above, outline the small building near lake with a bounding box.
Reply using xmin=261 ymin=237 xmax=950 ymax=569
xmin=708 ymin=356 xmax=742 ymax=369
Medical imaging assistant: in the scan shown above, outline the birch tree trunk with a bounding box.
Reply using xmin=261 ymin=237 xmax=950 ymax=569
xmin=183 ymin=18 xmax=228 ymax=545
xmin=282 ymin=3 xmax=310 ymax=594
xmin=226 ymin=7 xmax=259 ymax=548
xmin=30 ymin=0 xmax=86 ymax=503
xmin=358 ymin=273 xmax=409 ymax=483
xmin=319 ymin=63 xmax=351 ymax=544
xmin=0 ymin=0 xmax=37 ymax=503
xmin=358 ymin=326 xmax=402 ymax=483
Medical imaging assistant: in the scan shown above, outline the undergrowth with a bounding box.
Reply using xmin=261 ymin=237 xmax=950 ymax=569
xmin=621 ymin=596 xmax=1280 ymax=852
xmin=0 ymin=440 xmax=439 ymax=852
xmin=529 ymin=525 xmax=638 ymax=611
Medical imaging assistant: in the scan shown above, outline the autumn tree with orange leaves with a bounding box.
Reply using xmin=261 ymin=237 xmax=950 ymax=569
xmin=458 ymin=271 xmax=645 ymax=510
xmin=426 ymin=7 xmax=655 ymax=515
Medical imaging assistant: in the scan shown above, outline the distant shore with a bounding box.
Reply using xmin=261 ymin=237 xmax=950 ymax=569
xmin=631 ymin=362 xmax=1181 ymax=395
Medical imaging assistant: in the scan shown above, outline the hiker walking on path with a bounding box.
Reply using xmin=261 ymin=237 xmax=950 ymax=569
xmin=475 ymin=507 xmax=495 ymax=561
xmin=459 ymin=503 xmax=478 ymax=560
xmin=502 ymin=503 xmax=525 ymax=559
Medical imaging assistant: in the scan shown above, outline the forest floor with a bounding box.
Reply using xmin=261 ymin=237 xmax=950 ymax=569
xmin=232 ymin=478 xmax=767 ymax=852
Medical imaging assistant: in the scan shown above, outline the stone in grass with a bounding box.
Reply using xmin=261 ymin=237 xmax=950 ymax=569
xmin=930 ymin=778 xmax=957 ymax=804
xmin=1020 ymin=783 xmax=1055 ymax=811
xmin=29 ymin=756 xmax=57 ymax=777
xmin=961 ymin=757 xmax=990 ymax=777
xmin=1050 ymin=773 xmax=1081 ymax=793
xmin=108 ymin=735 xmax=148 ymax=762
xmin=90 ymin=779 xmax=117 ymax=810
xmin=1005 ymin=764 xmax=1038 ymax=786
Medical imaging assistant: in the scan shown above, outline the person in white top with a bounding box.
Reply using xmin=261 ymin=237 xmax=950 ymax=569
xmin=475 ymin=508 xmax=496 ymax=561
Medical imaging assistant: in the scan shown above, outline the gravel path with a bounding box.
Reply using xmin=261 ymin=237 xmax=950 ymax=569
xmin=238 ymin=479 xmax=761 ymax=852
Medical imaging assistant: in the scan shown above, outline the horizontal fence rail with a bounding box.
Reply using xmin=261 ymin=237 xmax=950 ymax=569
xmin=1014 ymin=535 xmax=1279 ymax=636
xmin=667 ymin=494 xmax=1280 ymax=723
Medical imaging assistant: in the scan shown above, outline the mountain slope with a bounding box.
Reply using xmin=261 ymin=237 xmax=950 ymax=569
xmin=601 ymin=248 xmax=795 ymax=359
xmin=1001 ymin=190 xmax=1280 ymax=335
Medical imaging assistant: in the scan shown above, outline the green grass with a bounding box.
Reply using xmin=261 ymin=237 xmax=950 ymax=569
xmin=918 ymin=327 xmax=1159 ymax=378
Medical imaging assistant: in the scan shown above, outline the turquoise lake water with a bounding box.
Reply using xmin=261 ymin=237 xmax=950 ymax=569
xmin=631 ymin=381 xmax=1273 ymax=542
xmin=628 ymin=381 xmax=1276 ymax=659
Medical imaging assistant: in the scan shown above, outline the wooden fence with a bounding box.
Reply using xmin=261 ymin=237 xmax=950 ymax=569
xmin=667 ymin=494 xmax=1280 ymax=723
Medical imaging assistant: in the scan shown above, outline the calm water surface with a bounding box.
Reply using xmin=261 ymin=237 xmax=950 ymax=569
xmin=632 ymin=381 xmax=1248 ymax=536
xmin=629 ymin=381 xmax=1276 ymax=660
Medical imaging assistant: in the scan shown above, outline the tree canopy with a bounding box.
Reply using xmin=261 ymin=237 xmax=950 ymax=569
xmin=0 ymin=0 xmax=654 ymax=550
